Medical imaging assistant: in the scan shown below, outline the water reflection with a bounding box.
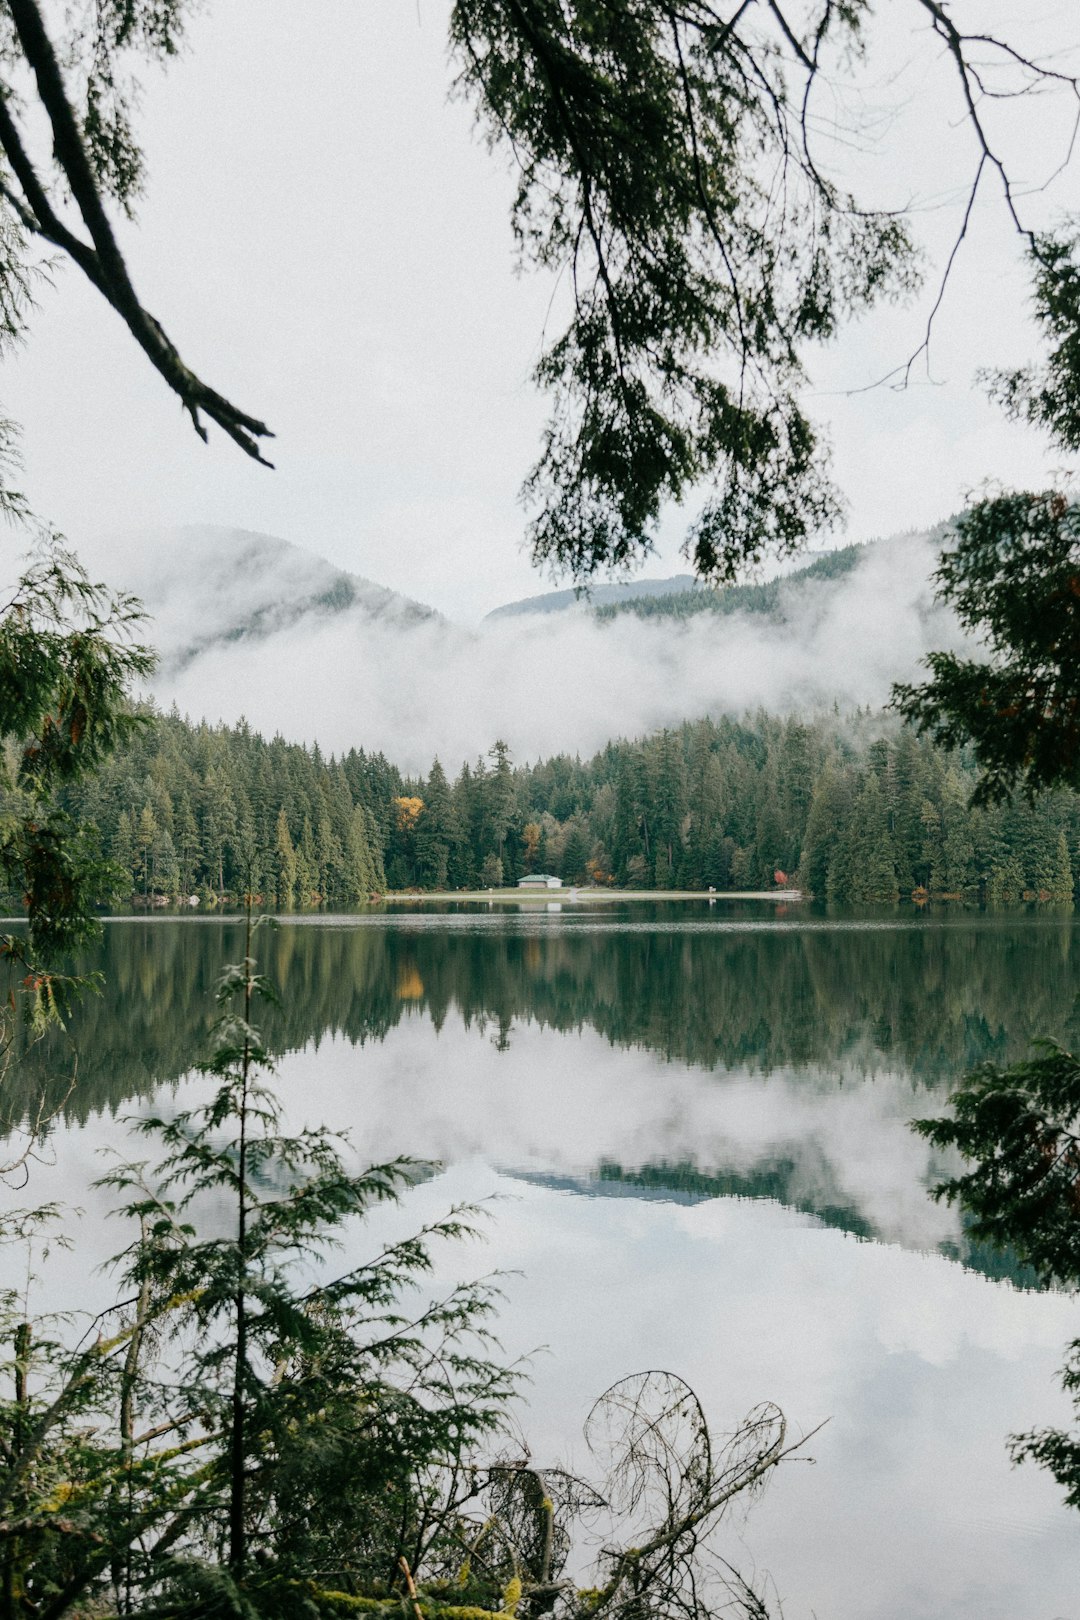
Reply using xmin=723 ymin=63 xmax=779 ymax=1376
xmin=7 ymin=907 xmax=1080 ymax=1619
xmin=11 ymin=907 xmax=1080 ymax=1278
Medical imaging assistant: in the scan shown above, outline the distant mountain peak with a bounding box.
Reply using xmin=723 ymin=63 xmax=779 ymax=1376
xmin=483 ymin=548 xmax=858 ymax=622
xmin=485 ymin=573 xmax=701 ymax=620
xmin=75 ymin=525 xmax=441 ymax=669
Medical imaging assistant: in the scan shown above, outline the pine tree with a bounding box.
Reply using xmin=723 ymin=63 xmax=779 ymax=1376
xmin=316 ymin=814 xmax=344 ymax=904
xmin=297 ymin=817 xmax=319 ymax=905
xmin=799 ymin=768 xmax=847 ymax=899
xmin=112 ymin=809 xmax=136 ymax=892
xmin=275 ymin=807 xmax=298 ymax=910
xmin=415 ymin=759 xmax=460 ymax=890
xmin=136 ymin=804 xmax=158 ymax=897
xmin=560 ymin=819 xmax=592 ymax=885
xmin=1049 ymin=829 xmax=1074 ymax=902
xmin=152 ymin=826 xmax=180 ymax=897
xmin=485 ymin=741 xmax=518 ymax=881
xmin=849 ymin=774 xmax=898 ymax=903
xmin=937 ymin=769 xmax=977 ymax=896
xmin=346 ymin=804 xmax=379 ymax=900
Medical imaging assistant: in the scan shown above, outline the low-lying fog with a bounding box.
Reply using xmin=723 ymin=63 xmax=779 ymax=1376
xmin=72 ymin=524 xmax=966 ymax=771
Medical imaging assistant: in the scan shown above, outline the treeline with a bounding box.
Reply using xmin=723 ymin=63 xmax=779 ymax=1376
xmin=57 ymin=706 xmax=1080 ymax=904
xmin=17 ymin=909 xmax=1080 ymax=1140
xmin=594 ymin=543 xmax=864 ymax=621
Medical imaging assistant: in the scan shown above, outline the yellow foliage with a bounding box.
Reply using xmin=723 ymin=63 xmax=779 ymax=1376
xmin=396 ymin=966 xmax=425 ymax=1000
xmin=308 ymin=1589 xmax=507 ymax=1620
xmin=393 ymin=795 xmax=424 ymax=831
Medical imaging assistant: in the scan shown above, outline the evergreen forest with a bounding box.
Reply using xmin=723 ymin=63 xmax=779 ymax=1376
xmin=593 ymin=542 xmax=866 ymax=622
xmin=56 ymin=706 xmax=1080 ymax=907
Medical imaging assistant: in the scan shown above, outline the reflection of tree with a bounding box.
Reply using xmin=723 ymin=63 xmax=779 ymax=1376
xmin=10 ymin=915 xmax=1080 ymax=1143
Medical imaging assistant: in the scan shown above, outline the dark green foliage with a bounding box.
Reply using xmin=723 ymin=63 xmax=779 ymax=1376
xmin=594 ymin=544 xmax=865 ymax=622
xmin=0 ymin=926 xmax=518 ymax=1618
xmin=56 ymin=706 xmax=1080 ymax=905
xmin=986 ymin=229 xmax=1080 ymax=455
xmin=0 ymin=546 xmax=152 ymax=1096
xmin=0 ymin=1203 xmax=214 ymax=1619
xmin=94 ymin=930 xmax=514 ymax=1612
xmin=895 ymin=238 xmax=1080 ymax=1518
xmin=915 ymin=1044 xmax=1080 ymax=1288
xmin=452 ymin=0 xmax=915 ymax=582
xmin=915 ymin=1044 xmax=1080 ymax=1509
xmin=0 ymin=545 xmax=153 ymax=954
xmin=895 ymin=493 xmax=1080 ymax=804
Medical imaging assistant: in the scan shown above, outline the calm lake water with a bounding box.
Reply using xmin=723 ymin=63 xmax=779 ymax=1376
xmin=7 ymin=902 xmax=1080 ymax=1618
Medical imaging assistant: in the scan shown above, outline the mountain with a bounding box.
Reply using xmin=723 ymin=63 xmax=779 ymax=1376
xmin=60 ymin=520 xmax=966 ymax=774
xmin=75 ymin=525 xmax=440 ymax=671
xmin=486 ymin=573 xmax=702 ymax=619
xmin=483 ymin=545 xmax=868 ymax=622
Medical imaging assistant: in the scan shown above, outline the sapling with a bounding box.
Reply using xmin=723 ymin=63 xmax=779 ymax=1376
xmin=99 ymin=909 xmax=516 ymax=1614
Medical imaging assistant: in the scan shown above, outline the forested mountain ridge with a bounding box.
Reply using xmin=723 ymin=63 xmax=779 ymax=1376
xmin=56 ymin=523 xmax=965 ymax=775
xmin=595 ymin=543 xmax=866 ymax=622
xmin=485 ymin=572 xmax=702 ymax=618
xmin=486 ymin=539 xmax=884 ymax=623
xmin=75 ymin=525 xmax=440 ymax=671
xmin=54 ymin=706 xmax=1079 ymax=907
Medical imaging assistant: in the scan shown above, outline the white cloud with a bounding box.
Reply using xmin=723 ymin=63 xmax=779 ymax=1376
xmin=75 ymin=524 xmax=968 ymax=774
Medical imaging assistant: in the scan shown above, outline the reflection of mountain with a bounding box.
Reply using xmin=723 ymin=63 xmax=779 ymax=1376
xmin=512 ymin=1164 xmax=1035 ymax=1287
xmin=12 ymin=912 xmax=1079 ymax=1286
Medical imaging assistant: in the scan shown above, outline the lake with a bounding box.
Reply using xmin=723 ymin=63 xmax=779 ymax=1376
xmin=6 ymin=902 xmax=1080 ymax=1618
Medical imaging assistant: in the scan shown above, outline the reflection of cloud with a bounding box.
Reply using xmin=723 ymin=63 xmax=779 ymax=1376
xmin=75 ymin=526 xmax=965 ymax=774
xmin=3 ymin=1021 xmax=1077 ymax=1620
xmin=381 ymin=1165 xmax=1078 ymax=1620
xmin=270 ymin=1015 xmax=961 ymax=1253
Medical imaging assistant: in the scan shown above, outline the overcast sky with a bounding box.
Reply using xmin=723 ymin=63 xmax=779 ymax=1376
xmin=3 ymin=0 xmax=1079 ymax=621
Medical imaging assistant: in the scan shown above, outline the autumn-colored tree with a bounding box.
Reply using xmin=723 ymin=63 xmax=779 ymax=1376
xmin=393 ymin=796 xmax=424 ymax=831
xmin=522 ymin=821 xmax=542 ymax=871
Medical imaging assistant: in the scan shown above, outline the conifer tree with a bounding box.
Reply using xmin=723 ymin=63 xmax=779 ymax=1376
xmin=274 ymin=808 xmax=297 ymax=910
xmin=345 ymin=804 xmax=380 ymax=900
xmin=849 ymin=774 xmax=898 ymax=903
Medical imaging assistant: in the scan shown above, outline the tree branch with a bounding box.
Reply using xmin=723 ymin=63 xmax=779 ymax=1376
xmin=2 ymin=0 xmax=274 ymax=465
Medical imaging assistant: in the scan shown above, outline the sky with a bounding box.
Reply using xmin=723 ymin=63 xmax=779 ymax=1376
xmin=3 ymin=0 xmax=1080 ymax=621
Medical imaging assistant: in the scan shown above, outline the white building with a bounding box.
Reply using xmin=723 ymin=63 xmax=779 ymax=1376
xmin=517 ymin=874 xmax=563 ymax=890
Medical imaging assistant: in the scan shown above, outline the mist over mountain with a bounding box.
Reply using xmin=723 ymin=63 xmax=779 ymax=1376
xmin=76 ymin=526 xmax=440 ymax=671
xmin=486 ymin=573 xmax=702 ymax=619
xmin=484 ymin=546 xmax=854 ymax=621
xmin=72 ymin=522 xmax=969 ymax=773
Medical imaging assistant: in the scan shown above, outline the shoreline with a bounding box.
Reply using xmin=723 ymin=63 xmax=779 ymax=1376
xmin=380 ymin=887 xmax=804 ymax=904
xmin=0 ymin=888 xmax=804 ymax=926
